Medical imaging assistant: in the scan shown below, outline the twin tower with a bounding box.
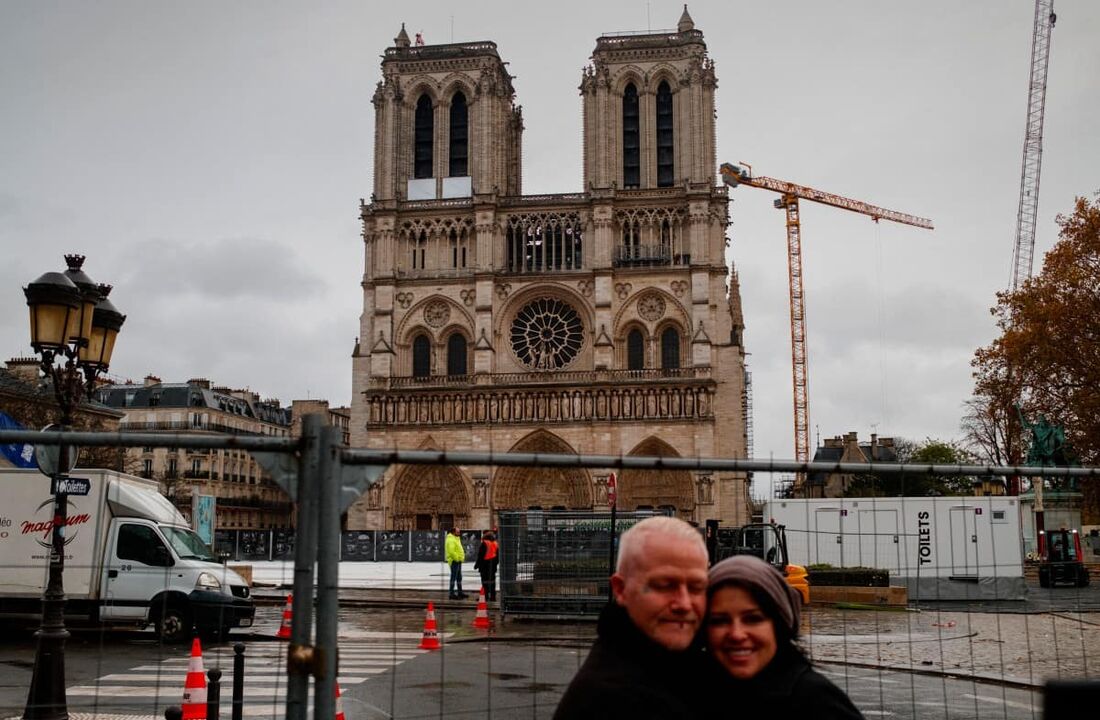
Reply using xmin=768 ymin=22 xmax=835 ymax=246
xmin=348 ymin=8 xmax=751 ymax=532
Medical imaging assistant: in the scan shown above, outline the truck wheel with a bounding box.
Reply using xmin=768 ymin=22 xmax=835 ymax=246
xmin=1078 ymin=570 xmax=1090 ymax=588
xmin=155 ymin=604 xmax=192 ymax=644
xmin=1038 ymin=569 xmax=1050 ymax=588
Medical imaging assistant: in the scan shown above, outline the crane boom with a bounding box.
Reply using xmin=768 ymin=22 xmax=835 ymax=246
xmin=1011 ymin=0 xmax=1056 ymax=290
xmin=720 ymin=161 xmax=933 ymax=478
xmin=720 ymin=163 xmax=934 ymax=229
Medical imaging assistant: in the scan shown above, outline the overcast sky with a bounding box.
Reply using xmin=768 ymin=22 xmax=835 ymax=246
xmin=2 ymin=1 xmax=1097 ymax=489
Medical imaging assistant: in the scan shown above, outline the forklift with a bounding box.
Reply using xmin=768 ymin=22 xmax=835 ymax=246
xmin=707 ymin=521 xmax=810 ymax=604
xmin=1037 ymin=528 xmax=1090 ymax=588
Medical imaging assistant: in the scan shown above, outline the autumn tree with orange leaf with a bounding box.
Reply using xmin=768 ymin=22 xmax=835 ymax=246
xmin=969 ymin=193 xmax=1100 ymax=520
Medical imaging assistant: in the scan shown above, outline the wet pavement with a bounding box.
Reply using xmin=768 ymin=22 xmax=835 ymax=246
xmin=243 ymin=566 xmax=1100 ymax=693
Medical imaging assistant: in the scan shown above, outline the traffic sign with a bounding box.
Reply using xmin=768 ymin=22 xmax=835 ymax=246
xmin=34 ymin=424 xmax=79 ymax=477
xmin=51 ymin=476 xmax=90 ymax=496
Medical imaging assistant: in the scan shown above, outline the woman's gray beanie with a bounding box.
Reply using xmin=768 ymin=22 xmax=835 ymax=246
xmin=707 ymin=555 xmax=802 ymax=636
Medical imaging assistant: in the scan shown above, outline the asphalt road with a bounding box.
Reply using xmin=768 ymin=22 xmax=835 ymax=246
xmin=0 ymin=603 xmax=1071 ymax=720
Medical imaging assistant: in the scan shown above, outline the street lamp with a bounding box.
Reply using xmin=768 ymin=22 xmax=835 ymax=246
xmin=22 ymin=255 xmax=125 ymax=720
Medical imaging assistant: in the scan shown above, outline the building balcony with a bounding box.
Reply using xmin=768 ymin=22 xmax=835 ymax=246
xmin=612 ymin=244 xmax=690 ymax=268
xmin=118 ymin=419 xmax=265 ymax=436
xmin=364 ymin=368 xmax=715 ymax=427
xmin=372 ymin=366 xmax=711 ymax=390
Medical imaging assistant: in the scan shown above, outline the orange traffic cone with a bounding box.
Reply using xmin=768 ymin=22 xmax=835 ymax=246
xmin=181 ymin=637 xmax=207 ymax=720
xmin=418 ymin=601 xmax=441 ymax=650
xmin=335 ymin=681 xmax=346 ymax=720
xmin=473 ymin=587 xmax=491 ymax=629
xmin=276 ymin=593 xmax=293 ymax=640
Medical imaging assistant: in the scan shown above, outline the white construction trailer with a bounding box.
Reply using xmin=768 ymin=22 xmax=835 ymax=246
xmin=763 ymin=496 xmax=1025 ymax=601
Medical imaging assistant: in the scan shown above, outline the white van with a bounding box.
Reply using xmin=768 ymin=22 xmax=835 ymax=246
xmin=0 ymin=468 xmax=254 ymax=642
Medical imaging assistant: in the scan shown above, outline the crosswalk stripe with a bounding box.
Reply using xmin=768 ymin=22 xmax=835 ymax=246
xmin=137 ymin=657 xmax=417 ymax=670
xmin=67 ymin=687 xmax=320 ymax=697
xmin=66 ymin=637 xmax=445 ymax=707
xmin=89 ymin=673 xmax=377 ymax=683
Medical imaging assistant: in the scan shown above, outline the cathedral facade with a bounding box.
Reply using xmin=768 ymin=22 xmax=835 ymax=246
xmin=348 ymin=9 xmax=752 ymax=531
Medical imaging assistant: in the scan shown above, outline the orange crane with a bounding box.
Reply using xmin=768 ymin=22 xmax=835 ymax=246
xmin=719 ymin=162 xmax=933 ymax=477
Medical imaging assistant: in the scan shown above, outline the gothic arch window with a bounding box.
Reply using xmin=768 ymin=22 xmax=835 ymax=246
xmin=449 ymin=91 xmax=468 ymax=177
xmin=449 ymin=227 xmax=467 ymax=268
xmin=622 ymin=83 xmax=640 ymax=188
xmin=414 ymin=94 xmax=433 ymax=179
xmin=660 ymin=326 xmax=681 ymax=370
xmin=504 ymin=212 xmax=584 ymax=273
xmin=410 ymin=229 xmax=428 ymax=270
xmin=412 ymin=333 xmax=431 ymax=378
xmin=627 ymin=328 xmax=645 ymax=371
xmin=656 ymin=80 xmax=674 ymax=187
xmin=446 ymin=332 xmax=468 ymax=376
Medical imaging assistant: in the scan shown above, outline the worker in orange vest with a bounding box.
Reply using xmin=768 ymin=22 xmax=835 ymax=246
xmin=474 ymin=530 xmax=499 ymax=601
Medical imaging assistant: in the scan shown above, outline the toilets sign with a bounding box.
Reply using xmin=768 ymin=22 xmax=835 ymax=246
xmin=917 ymin=510 xmax=933 ymax=566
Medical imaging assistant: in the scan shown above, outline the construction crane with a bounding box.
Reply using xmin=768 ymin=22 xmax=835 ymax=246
xmin=1011 ymin=0 xmax=1056 ymax=291
xmin=720 ymin=162 xmax=933 ymax=475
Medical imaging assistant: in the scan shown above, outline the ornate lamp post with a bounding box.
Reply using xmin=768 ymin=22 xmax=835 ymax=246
xmin=22 ymin=255 xmax=124 ymax=720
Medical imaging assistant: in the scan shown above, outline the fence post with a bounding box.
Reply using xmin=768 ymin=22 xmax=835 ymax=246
xmin=232 ymin=643 xmax=245 ymax=720
xmin=206 ymin=668 xmax=222 ymax=720
xmin=286 ymin=414 xmax=322 ymax=720
xmin=314 ymin=424 xmax=341 ymax=720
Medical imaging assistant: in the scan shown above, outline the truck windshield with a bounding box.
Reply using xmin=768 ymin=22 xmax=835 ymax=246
xmin=161 ymin=526 xmax=218 ymax=562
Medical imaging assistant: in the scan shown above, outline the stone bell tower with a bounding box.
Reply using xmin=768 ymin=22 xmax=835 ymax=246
xmin=581 ymin=5 xmax=717 ymax=191
xmin=369 ymin=24 xmax=523 ymax=203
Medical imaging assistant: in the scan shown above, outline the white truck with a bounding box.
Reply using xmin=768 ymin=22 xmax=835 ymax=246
xmin=0 ymin=468 xmax=254 ymax=642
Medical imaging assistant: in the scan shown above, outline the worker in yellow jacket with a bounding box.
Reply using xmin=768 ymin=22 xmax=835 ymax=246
xmin=445 ymin=527 xmax=468 ymax=599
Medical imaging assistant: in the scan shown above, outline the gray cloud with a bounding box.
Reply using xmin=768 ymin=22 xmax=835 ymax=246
xmin=116 ymin=237 xmax=325 ymax=302
xmin=1 ymin=0 xmax=1097 ymax=485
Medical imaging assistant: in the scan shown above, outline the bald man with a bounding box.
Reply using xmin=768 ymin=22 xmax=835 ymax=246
xmin=553 ymin=516 xmax=710 ymax=719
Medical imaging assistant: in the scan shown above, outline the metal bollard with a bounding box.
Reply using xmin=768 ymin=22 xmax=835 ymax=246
xmin=164 ymin=706 xmax=183 ymax=720
xmin=232 ymin=643 xmax=246 ymax=720
xmin=207 ymin=668 xmax=223 ymax=720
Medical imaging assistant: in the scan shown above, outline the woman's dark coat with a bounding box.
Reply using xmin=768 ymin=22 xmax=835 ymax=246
xmin=704 ymin=644 xmax=864 ymax=720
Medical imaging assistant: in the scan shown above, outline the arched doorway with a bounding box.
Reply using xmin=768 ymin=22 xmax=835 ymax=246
xmin=620 ymin=437 xmax=695 ymax=518
xmin=493 ymin=430 xmax=592 ymax=510
xmin=390 ymin=464 xmax=471 ymax=530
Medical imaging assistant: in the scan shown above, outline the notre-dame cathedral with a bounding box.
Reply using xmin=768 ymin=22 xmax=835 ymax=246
xmin=347 ymin=8 xmax=751 ymax=531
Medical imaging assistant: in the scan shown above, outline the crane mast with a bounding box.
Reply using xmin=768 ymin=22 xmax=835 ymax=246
xmin=720 ymin=162 xmax=933 ymax=477
xmin=1011 ymin=0 xmax=1056 ymax=290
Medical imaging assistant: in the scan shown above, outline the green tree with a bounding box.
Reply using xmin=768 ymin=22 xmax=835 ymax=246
xmin=844 ymin=437 xmax=978 ymax=497
xmin=970 ymin=193 xmax=1100 ymax=519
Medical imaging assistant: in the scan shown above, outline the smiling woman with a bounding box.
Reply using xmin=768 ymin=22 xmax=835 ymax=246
xmin=702 ymin=555 xmax=864 ymax=719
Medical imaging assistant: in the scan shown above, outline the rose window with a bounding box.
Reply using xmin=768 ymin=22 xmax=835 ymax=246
xmin=510 ymin=297 xmax=584 ymax=370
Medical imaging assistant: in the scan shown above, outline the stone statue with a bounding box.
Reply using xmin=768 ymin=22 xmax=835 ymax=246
xmin=1017 ymin=406 xmax=1072 ymax=466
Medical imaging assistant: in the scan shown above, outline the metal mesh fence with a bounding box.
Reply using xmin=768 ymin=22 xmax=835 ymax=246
xmin=497 ymin=509 xmax=670 ymax=618
xmin=1 ymin=427 xmax=1098 ymax=719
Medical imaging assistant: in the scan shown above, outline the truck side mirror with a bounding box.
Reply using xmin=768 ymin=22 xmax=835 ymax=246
xmin=152 ymin=545 xmax=173 ymax=567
